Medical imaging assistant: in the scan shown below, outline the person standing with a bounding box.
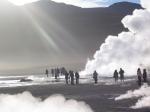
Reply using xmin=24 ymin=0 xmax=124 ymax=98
xmin=54 ymin=68 xmax=58 ymax=79
xmin=143 ymin=69 xmax=147 ymax=83
xmin=93 ymin=71 xmax=98 ymax=84
xmin=137 ymin=68 xmax=142 ymax=86
xmin=69 ymin=71 xmax=74 ymax=85
xmin=75 ymin=72 xmax=80 ymax=84
xmin=119 ymin=68 xmax=125 ymax=82
xmin=56 ymin=68 xmax=60 ymax=78
xmin=65 ymin=71 xmax=69 ymax=84
xmin=45 ymin=69 xmax=49 ymax=77
xmin=113 ymin=70 xmax=119 ymax=82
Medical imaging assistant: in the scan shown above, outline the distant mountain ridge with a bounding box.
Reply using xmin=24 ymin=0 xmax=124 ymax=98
xmin=109 ymin=2 xmax=142 ymax=13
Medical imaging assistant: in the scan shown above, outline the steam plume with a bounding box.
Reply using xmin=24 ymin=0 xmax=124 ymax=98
xmin=0 ymin=92 xmax=93 ymax=112
xmin=115 ymin=84 xmax=150 ymax=109
xmin=81 ymin=0 xmax=150 ymax=76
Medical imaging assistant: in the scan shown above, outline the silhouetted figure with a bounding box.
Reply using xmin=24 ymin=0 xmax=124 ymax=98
xmin=143 ymin=69 xmax=147 ymax=83
xmin=119 ymin=68 xmax=124 ymax=82
xmin=68 ymin=73 xmax=71 ymax=83
xmin=54 ymin=69 xmax=57 ymax=79
xmin=113 ymin=70 xmax=119 ymax=82
xmin=75 ymin=72 xmax=80 ymax=84
xmin=51 ymin=69 xmax=54 ymax=77
xmin=54 ymin=68 xmax=60 ymax=79
xmin=93 ymin=71 xmax=98 ymax=84
xmin=65 ymin=71 xmax=69 ymax=84
xmin=137 ymin=68 xmax=142 ymax=86
xmin=45 ymin=69 xmax=49 ymax=77
xmin=61 ymin=67 xmax=67 ymax=76
xmin=69 ymin=71 xmax=74 ymax=85
xmin=56 ymin=68 xmax=60 ymax=77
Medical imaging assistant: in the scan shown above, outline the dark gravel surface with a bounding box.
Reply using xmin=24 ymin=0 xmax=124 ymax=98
xmin=0 ymin=80 xmax=149 ymax=112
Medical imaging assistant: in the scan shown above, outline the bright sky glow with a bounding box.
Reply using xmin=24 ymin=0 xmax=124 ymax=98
xmin=7 ymin=0 xmax=39 ymax=5
xmin=7 ymin=0 xmax=140 ymax=7
xmin=51 ymin=0 xmax=140 ymax=8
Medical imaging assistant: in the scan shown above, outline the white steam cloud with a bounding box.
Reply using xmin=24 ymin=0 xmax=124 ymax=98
xmin=115 ymin=84 xmax=150 ymax=109
xmin=0 ymin=92 xmax=93 ymax=112
xmin=81 ymin=0 xmax=150 ymax=76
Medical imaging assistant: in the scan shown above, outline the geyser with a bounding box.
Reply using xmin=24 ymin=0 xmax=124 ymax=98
xmin=0 ymin=92 xmax=93 ymax=112
xmin=81 ymin=0 xmax=150 ymax=76
xmin=115 ymin=84 xmax=150 ymax=108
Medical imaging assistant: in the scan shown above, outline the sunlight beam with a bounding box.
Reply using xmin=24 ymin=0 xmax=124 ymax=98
xmin=7 ymin=0 xmax=39 ymax=6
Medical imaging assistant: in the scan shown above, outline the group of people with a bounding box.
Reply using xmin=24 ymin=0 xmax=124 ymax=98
xmin=65 ymin=71 xmax=80 ymax=85
xmin=45 ymin=68 xmax=80 ymax=85
xmin=45 ymin=67 xmax=67 ymax=79
xmin=92 ymin=69 xmax=125 ymax=84
xmin=45 ymin=68 xmax=60 ymax=79
xmin=113 ymin=67 xmax=148 ymax=86
xmin=113 ymin=68 xmax=125 ymax=82
xmin=51 ymin=67 xmax=67 ymax=79
xmin=45 ymin=67 xmax=148 ymax=86
xmin=137 ymin=68 xmax=148 ymax=86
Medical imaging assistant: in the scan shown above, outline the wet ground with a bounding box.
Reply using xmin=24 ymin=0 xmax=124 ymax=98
xmin=0 ymin=80 xmax=149 ymax=112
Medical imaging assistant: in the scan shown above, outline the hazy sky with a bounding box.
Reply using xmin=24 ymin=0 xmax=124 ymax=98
xmin=8 ymin=0 xmax=140 ymax=7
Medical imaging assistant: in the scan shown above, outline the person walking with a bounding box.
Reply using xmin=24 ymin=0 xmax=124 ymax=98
xmin=93 ymin=71 xmax=98 ymax=84
xmin=119 ymin=68 xmax=125 ymax=82
xmin=45 ymin=69 xmax=49 ymax=77
xmin=51 ymin=69 xmax=54 ymax=77
xmin=75 ymin=72 xmax=80 ymax=84
xmin=113 ymin=70 xmax=119 ymax=82
xmin=137 ymin=68 xmax=142 ymax=86
xmin=69 ymin=71 xmax=74 ymax=85
xmin=143 ymin=69 xmax=147 ymax=83
xmin=65 ymin=71 xmax=69 ymax=84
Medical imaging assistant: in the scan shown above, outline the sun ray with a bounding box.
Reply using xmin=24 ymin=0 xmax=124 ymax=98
xmin=7 ymin=0 xmax=39 ymax=6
